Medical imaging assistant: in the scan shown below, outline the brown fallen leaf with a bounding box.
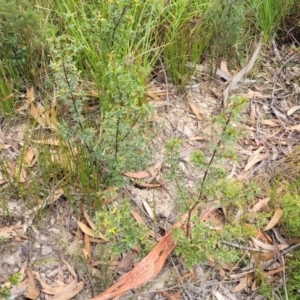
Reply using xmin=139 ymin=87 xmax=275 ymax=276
xmin=264 ymin=208 xmax=283 ymax=231
xmin=77 ymin=221 xmax=108 ymax=241
xmin=290 ymin=124 xmax=300 ymax=131
xmin=49 ymin=280 xmax=84 ymax=300
xmin=123 ymin=170 xmax=150 ymax=179
xmin=84 ymin=233 xmax=91 ymax=261
xmin=83 ymin=207 xmax=97 ymax=230
xmin=212 ymin=290 xmax=227 ymax=300
xmin=253 ymin=251 xmax=278 ymax=262
xmin=231 ymin=272 xmax=254 ymax=293
xmin=251 ymin=237 xmax=288 ymax=251
xmin=209 ymin=87 xmax=223 ymax=99
xmin=25 ymin=269 xmax=40 ymax=299
xmin=249 ymin=198 xmax=270 ymax=213
xmin=189 ymin=136 xmax=206 ymax=141
xmin=24 ymin=148 xmax=38 ymax=167
xmin=201 ymin=209 xmax=224 ymax=230
xmin=116 ymin=251 xmax=137 ymax=274
xmin=147 ymin=90 xmax=163 ymax=102
xmin=89 ymin=237 xmax=107 ymax=243
xmin=220 ymin=60 xmax=230 ymax=76
xmin=142 ymin=200 xmax=154 ymax=220
xmin=30 ymin=102 xmax=47 ymax=128
xmin=23 ymin=188 xmax=64 ymax=216
xmin=188 ymin=101 xmax=202 ymax=121
xmin=245 ymin=148 xmax=269 ymax=171
xmin=260 ymin=119 xmax=279 ymax=126
xmin=287 ymin=105 xmax=300 ymax=116
xmin=0 ymin=224 xmax=24 ymax=239
xmin=145 ymin=161 xmax=163 ymax=183
xmin=2 ymin=93 xmax=14 ymax=102
xmin=130 ymin=210 xmax=156 ymax=239
xmin=57 ymin=265 xmax=64 ymax=283
xmin=4 ymin=161 xmax=27 ymax=183
xmin=138 ymin=182 xmax=162 ymax=188
xmin=33 ymin=271 xmax=65 ymax=295
xmin=265 ymin=266 xmax=285 ymax=276
xmin=242 ymin=90 xmax=267 ymax=99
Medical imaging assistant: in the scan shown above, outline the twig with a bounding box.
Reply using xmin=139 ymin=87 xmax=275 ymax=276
xmin=159 ymin=56 xmax=170 ymax=112
xmin=170 ymin=257 xmax=191 ymax=300
xmin=264 ymin=243 xmax=300 ymax=269
xmin=281 ymin=256 xmax=289 ymax=300
xmin=62 ymin=63 xmax=92 ymax=154
xmin=186 ymin=109 xmax=234 ymax=236
xmin=221 ymin=241 xmax=269 ymax=252
xmin=223 ymin=40 xmax=262 ymax=108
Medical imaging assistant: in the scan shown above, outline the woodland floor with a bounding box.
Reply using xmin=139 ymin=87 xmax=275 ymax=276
xmin=1 ymin=43 xmax=300 ymax=299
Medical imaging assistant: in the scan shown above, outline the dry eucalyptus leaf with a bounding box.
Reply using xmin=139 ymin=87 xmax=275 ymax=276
xmin=245 ymin=150 xmax=269 ymax=171
xmin=24 ymin=148 xmax=38 ymax=167
xmin=249 ymin=198 xmax=270 ymax=213
xmin=25 ymin=269 xmax=40 ymax=299
xmin=251 ymin=237 xmax=288 ymax=251
xmin=290 ymin=124 xmax=300 ymax=131
xmin=231 ymin=273 xmax=254 ymax=293
xmin=287 ymin=105 xmax=300 ymax=116
xmin=77 ymin=221 xmax=108 ymax=241
xmin=0 ymin=224 xmax=24 ymax=238
xmin=50 ymin=280 xmax=84 ymax=300
xmin=124 ymin=170 xmax=150 ymax=179
xmin=188 ymin=101 xmax=202 ymax=121
xmin=212 ymin=290 xmax=226 ymax=300
xmin=260 ymin=119 xmax=279 ymax=126
xmin=220 ymin=60 xmax=230 ymax=75
xmin=30 ymin=103 xmax=47 ymax=128
xmin=142 ymin=201 xmax=154 ymax=220
xmin=83 ymin=207 xmax=97 ymax=230
xmin=264 ymin=208 xmax=283 ymax=231
xmin=265 ymin=266 xmax=285 ymax=276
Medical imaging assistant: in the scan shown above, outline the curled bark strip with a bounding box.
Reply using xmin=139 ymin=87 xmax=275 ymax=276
xmin=90 ymin=215 xmax=188 ymax=300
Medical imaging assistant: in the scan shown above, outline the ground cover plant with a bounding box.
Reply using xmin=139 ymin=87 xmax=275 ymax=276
xmin=0 ymin=0 xmax=300 ymax=299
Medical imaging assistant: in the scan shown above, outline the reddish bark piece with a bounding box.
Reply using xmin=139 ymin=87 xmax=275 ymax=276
xmin=90 ymin=218 xmax=187 ymax=300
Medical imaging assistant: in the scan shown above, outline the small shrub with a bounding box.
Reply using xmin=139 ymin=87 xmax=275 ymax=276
xmin=94 ymin=199 xmax=150 ymax=257
xmin=279 ymin=191 xmax=300 ymax=238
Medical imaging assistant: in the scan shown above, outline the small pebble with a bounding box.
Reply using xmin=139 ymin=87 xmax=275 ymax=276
xmin=41 ymin=245 xmax=52 ymax=256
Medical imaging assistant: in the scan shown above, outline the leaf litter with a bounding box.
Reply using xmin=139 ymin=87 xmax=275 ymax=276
xmin=1 ymin=42 xmax=300 ymax=299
